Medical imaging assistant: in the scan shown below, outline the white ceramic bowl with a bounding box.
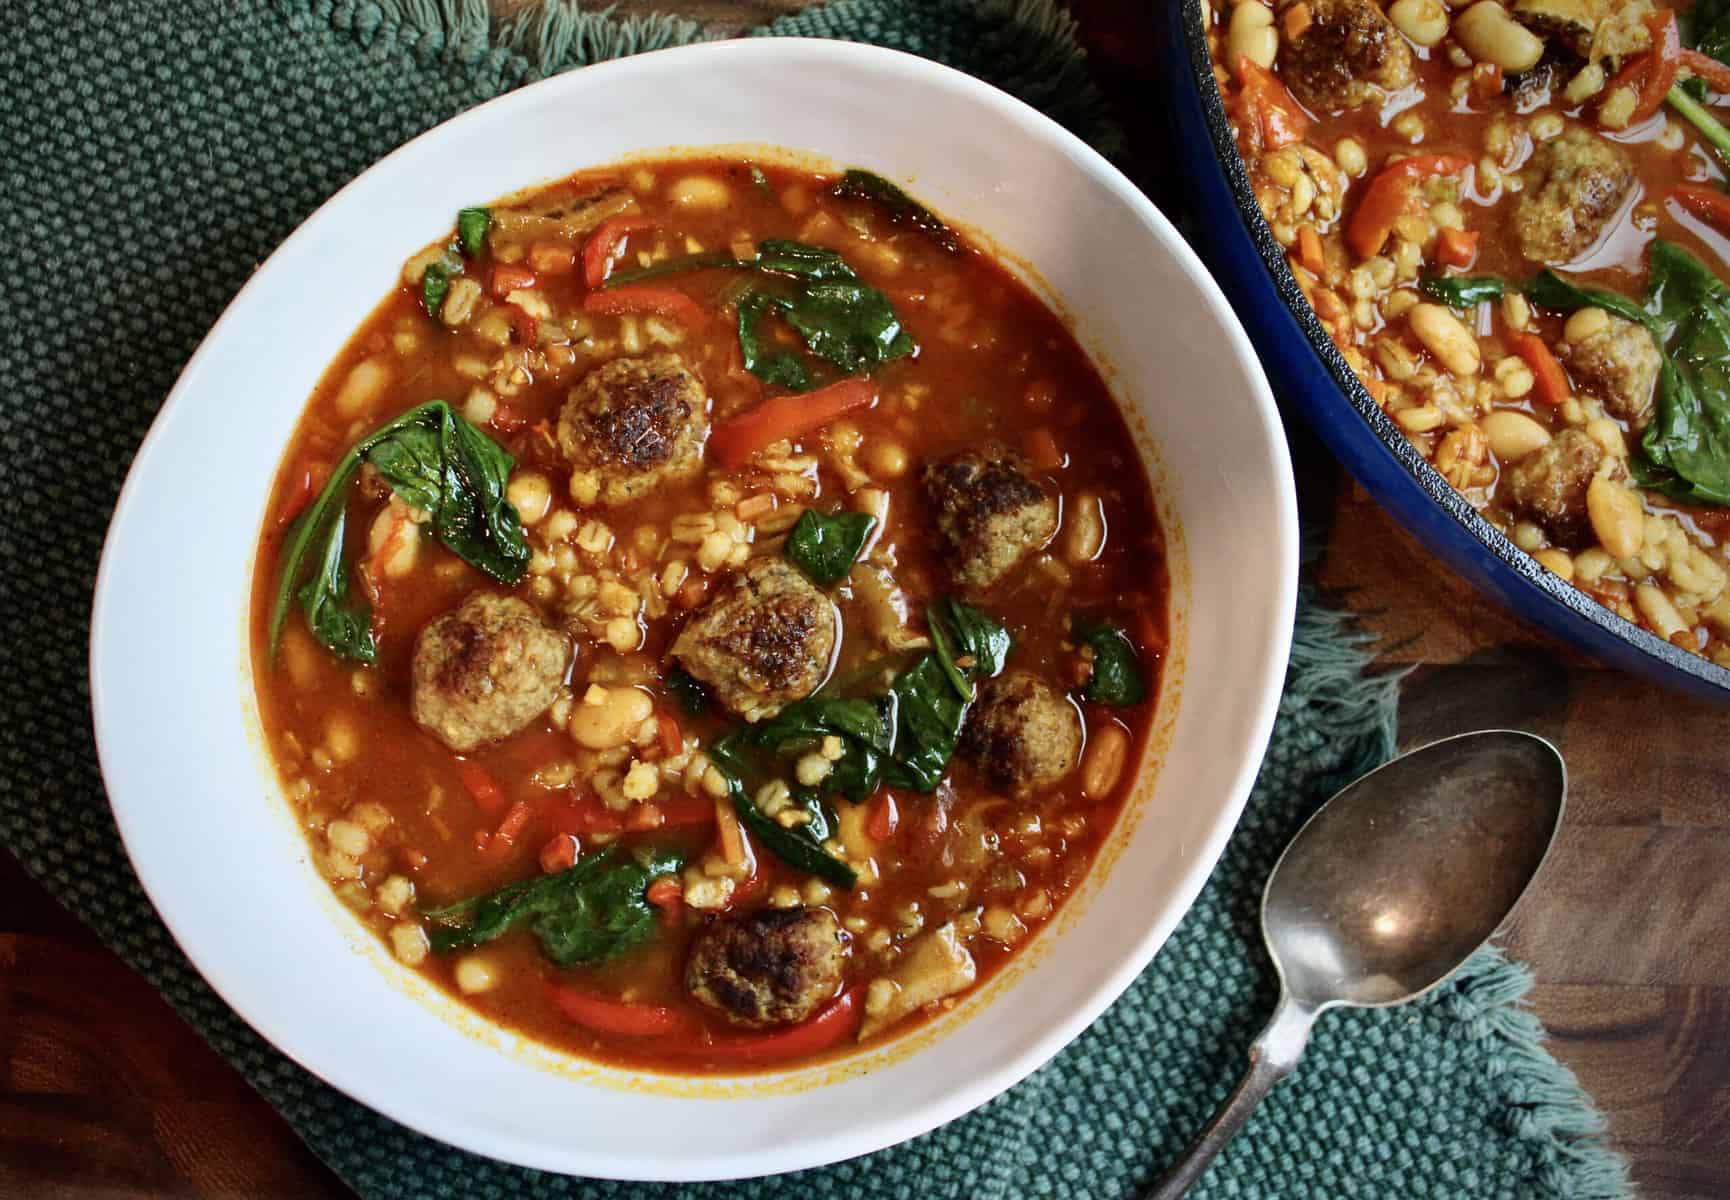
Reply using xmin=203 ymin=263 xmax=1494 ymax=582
xmin=90 ymin=38 xmax=1296 ymax=1181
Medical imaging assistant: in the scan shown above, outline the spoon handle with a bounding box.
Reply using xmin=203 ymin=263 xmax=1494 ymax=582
xmin=1143 ymin=996 xmax=1316 ymax=1200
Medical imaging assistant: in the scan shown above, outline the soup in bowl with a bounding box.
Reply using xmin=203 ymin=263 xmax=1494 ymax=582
xmin=91 ymin=39 xmax=1296 ymax=1179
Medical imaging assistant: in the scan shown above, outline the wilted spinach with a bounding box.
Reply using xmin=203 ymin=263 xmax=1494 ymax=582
xmin=784 ymin=508 xmax=877 ymax=585
xmin=456 ymin=207 xmax=490 ymax=257
xmin=1418 ymin=275 xmax=1507 ymax=306
xmin=831 ymin=168 xmax=960 ymax=252
xmin=1079 ymin=623 xmax=1148 ymax=706
xmin=423 ymin=845 xmax=684 ymax=967
xmin=269 ymin=400 xmax=531 ymax=663
xmin=708 ymin=734 xmax=858 ymax=889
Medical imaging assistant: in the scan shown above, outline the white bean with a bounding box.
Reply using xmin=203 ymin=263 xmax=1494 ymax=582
xmin=1389 ymin=0 xmax=1449 ymax=47
xmin=568 ymin=685 xmax=655 ymax=750
xmin=1081 ymin=725 xmax=1130 ymax=798
xmin=1228 ymin=2 xmax=1277 ymax=72
xmin=1453 ymin=2 xmax=1544 ymax=72
xmin=333 ymin=358 xmax=390 ymax=419
xmin=1587 ymin=474 xmax=1645 ymax=560
xmin=1408 ymin=303 xmax=1482 ymax=377
xmin=1481 ymin=411 xmax=1551 ymax=461
xmin=669 ymin=175 xmax=732 ymax=211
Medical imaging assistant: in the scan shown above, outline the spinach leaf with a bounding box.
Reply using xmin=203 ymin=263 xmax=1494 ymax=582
xmin=297 ymin=506 xmax=376 ymax=663
xmin=665 ymin=667 xmax=708 ymax=717
xmin=603 ymin=238 xmax=917 ymax=389
xmin=1649 ymin=237 xmax=1730 ymax=323
xmin=269 ymin=401 xmax=531 ymax=661
xmin=422 ymin=261 xmax=452 ymax=318
xmin=1641 ymin=301 xmax=1730 ymax=505
xmin=1524 ymin=270 xmax=1656 ymax=330
xmin=605 ymin=250 xmax=738 ymax=287
xmin=423 ymin=845 xmax=683 ymax=967
xmin=750 ymin=696 xmax=895 ymax=803
xmin=831 ymin=169 xmax=960 ymax=253
xmin=457 ymin=207 xmax=490 ymax=257
xmin=885 ymin=654 xmax=968 ymax=791
xmin=1419 ymin=275 xmax=1507 ymax=306
xmin=708 ymin=735 xmax=858 ymax=889
xmin=1080 ymin=623 xmax=1147 ymax=706
xmin=929 ymin=597 xmax=1011 ymax=700
xmin=784 ymin=508 xmax=876 ymax=585
xmin=736 ymin=289 xmax=815 ymax=391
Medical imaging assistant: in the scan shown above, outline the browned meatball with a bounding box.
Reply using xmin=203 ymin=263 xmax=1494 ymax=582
xmin=1560 ymin=313 xmax=1662 ymax=431
xmin=1504 ymin=429 xmax=1605 ymax=547
xmin=923 ymin=448 xmax=1058 ymax=592
xmin=1514 ymin=127 xmax=1634 ymax=264
xmin=686 ymin=906 xmax=847 ymax=1028
xmin=410 ymin=592 xmax=570 ymax=753
xmin=557 ymin=353 xmax=708 ymax=505
xmin=959 ymin=670 xmax=1082 ymax=796
xmin=1278 ymin=0 xmax=1414 ymax=112
xmin=670 ymin=558 xmax=838 ymax=721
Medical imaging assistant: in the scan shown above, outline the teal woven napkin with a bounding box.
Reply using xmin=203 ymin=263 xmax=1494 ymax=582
xmin=0 ymin=1 xmax=1626 ymax=1195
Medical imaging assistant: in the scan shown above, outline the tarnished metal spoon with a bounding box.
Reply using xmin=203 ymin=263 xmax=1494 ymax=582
xmin=1146 ymin=729 xmax=1566 ymax=1199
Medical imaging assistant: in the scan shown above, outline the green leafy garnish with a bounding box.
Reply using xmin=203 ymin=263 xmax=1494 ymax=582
xmin=456 ymin=207 xmax=491 ymax=257
xmin=269 ymin=401 xmax=532 ymax=662
xmin=708 ymin=735 xmax=858 ymax=889
xmin=925 ymin=597 xmax=1012 ymax=701
xmin=603 ymin=238 xmax=916 ymax=390
xmin=1079 ymin=623 xmax=1147 ymax=706
xmin=422 ymin=845 xmax=683 ymax=967
xmin=885 ymin=600 xmax=1011 ymax=790
xmin=1419 ymin=275 xmax=1507 ymax=306
xmin=665 ymin=667 xmax=708 ymax=717
xmin=749 ymin=164 xmax=773 ymax=194
xmin=831 ymin=168 xmax=960 ymax=252
xmin=784 ymin=508 xmax=877 ymax=585
xmin=422 ymin=261 xmax=453 ymax=319
xmin=750 ymin=696 xmax=896 ymax=804
xmin=1524 ymin=270 xmax=1655 ymax=329
xmin=1668 ymin=86 xmax=1730 ymax=172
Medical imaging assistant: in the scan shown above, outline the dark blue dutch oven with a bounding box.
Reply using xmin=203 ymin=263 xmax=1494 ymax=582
xmin=1158 ymin=0 xmax=1730 ymax=701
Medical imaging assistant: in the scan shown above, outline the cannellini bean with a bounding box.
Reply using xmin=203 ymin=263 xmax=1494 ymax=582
xmin=669 ymin=175 xmax=732 ymax=211
xmin=333 ymin=358 xmax=390 ymax=419
xmin=1599 ymin=86 xmax=1637 ymax=131
xmin=1394 ymin=405 xmax=1447 ymax=433
xmin=507 ymin=471 xmax=552 ymax=524
xmin=390 ymin=922 xmax=429 ymax=966
xmin=1481 ymin=410 xmax=1551 ymax=461
xmin=1564 ymin=64 xmax=1606 ymax=105
xmin=1081 ymin=724 xmax=1130 ymax=798
xmin=1635 ymin=584 xmax=1688 ymax=641
xmin=1453 ymin=2 xmax=1544 ymax=72
xmin=1587 ymin=474 xmax=1645 ymax=560
xmin=325 ymin=716 xmax=360 ymax=763
xmin=568 ymin=684 xmax=655 ymax=750
xmin=1335 ymin=138 xmax=1368 ymax=178
xmin=1408 ymin=303 xmax=1481 ymax=376
xmin=1228 ymin=1 xmax=1277 ymax=72
xmin=327 ymin=819 xmax=370 ymax=857
xmin=1063 ymin=492 xmax=1107 ymax=564
xmin=1389 ymin=0 xmax=1448 ymax=46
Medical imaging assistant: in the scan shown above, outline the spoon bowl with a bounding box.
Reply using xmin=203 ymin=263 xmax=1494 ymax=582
xmin=1266 ymin=729 xmax=1566 ymax=1010
xmin=1148 ymin=729 xmax=1566 ymax=1198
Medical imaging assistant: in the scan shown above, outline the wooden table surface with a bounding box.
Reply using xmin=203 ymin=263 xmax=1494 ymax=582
xmin=4 ymin=1 xmax=1727 ymax=1196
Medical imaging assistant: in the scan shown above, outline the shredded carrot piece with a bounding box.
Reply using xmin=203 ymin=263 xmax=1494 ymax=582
xmin=1510 ymin=333 xmax=1571 ymax=408
xmin=716 ymin=796 xmax=747 ymax=865
xmin=1296 ymin=224 xmax=1326 ymax=275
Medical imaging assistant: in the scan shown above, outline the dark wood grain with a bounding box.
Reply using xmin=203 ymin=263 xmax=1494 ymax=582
xmin=5 ymin=1 xmax=1727 ymax=1196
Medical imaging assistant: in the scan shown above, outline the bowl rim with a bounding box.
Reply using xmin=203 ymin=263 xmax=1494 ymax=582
xmin=88 ymin=35 xmax=1298 ymax=1178
xmin=1176 ymin=0 xmax=1730 ymax=695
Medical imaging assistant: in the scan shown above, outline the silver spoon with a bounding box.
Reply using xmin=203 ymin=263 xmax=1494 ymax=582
xmin=1146 ymin=729 xmax=1566 ymax=1199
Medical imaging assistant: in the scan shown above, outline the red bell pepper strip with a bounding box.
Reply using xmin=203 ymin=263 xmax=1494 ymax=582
xmin=1509 ymin=333 xmax=1571 ymax=408
xmin=683 ymin=988 xmax=864 ymax=1064
xmin=582 ymin=284 xmax=708 ymax=330
xmin=1345 ymin=154 xmax=1470 ymax=260
xmin=457 ymin=761 xmax=509 ymax=819
xmin=490 ymin=263 xmax=537 ymax=297
xmin=582 ymin=216 xmax=655 ymax=288
xmin=550 ymin=792 xmax=716 ymax=836
xmin=545 ymin=983 xmax=695 ymax=1037
xmin=1608 ymin=10 xmax=1682 ymax=124
xmin=274 ymin=457 xmax=328 ymax=528
xmin=710 ymin=378 xmax=879 ymax=468
xmin=866 ymin=793 xmax=899 ymax=841
xmin=1234 ymin=57 xmax=1310 ymax=151
xmin=1435 ymin=227 xmax=1480 ymax=269
xmin=480 ymin=799 xmax=532 ymax=862
xmin=1670 ymin=184 xmax=1730 ymax=232
xmin=645 ymin=876 xmax=684 ymax=927
xmin=1681 ymin=48 xmax=1730 ymax=94
xmin=538 ymin=833 xmax=578 ymax=874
